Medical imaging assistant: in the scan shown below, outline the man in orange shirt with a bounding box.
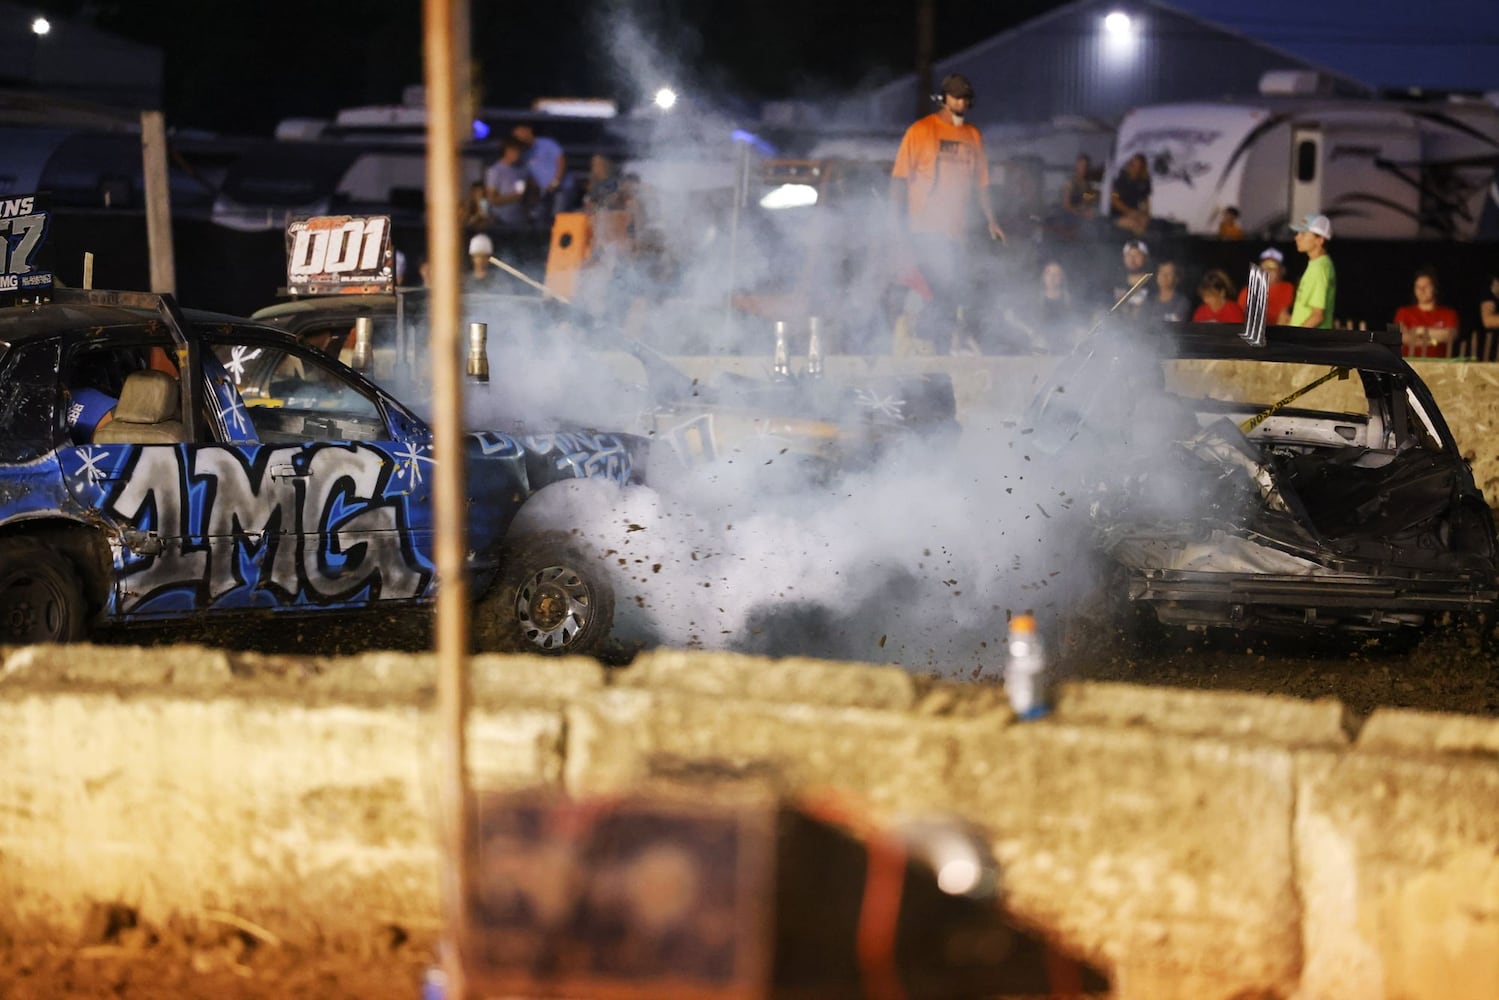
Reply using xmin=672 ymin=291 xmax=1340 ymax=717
xmin=890 ymin=73 xmax=1004 ymax=351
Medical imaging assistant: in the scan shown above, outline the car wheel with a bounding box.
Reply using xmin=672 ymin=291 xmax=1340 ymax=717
xmin=476 ymin=532 xmax=615 ymax=657
xmin=0 ymin=539 xmax=87 ymax=644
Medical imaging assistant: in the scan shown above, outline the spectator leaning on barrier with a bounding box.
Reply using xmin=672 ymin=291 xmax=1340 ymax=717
xmin=483 ymin=138 xmax=532 ymax=228
xmin=1289 ymin=213 xmax=1336 ymax=329
xmin=1238 ymin=247 xmax=1296 ymax=324
xmin=1394 ymin=266 xmax=1461 ymax=358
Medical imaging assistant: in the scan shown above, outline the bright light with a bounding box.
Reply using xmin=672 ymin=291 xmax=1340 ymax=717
xmin=653 ymin=87 xmax=678 ymax=111
xmin=31 ymin=16 xmax=50 ymax=35
xmin=1104 ymin=11 xmax=1132 ymax=34
xmin=759 ymin=183 xmax=818 ymax=210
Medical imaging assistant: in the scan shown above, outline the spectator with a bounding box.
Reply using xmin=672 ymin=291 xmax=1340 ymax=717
xmin=1109 ymin=153 xmax=1151 ymax=237
xmin=462 ymin=180 xmax=490 ymax=234
xmin=1288 ymin=213 xmax=1336 ymax=329
xmin=889 ymin=72 xmax=1005 ymax=353
xmin=1144 ymin=260 xmax=1191 ymax=322
xmin=581 ymin=154 xmax=623 ymax=213
xmin=482 ymin=138 xmax=531 ymax=228
xmin=1237 ymin=248 xmax=1296 ymax=323
xmin=1060 ymin=154 xmax=1099 ymax=219
xmin=1110 ymin=238 xmax=1153 ymax=317
xmin=1217 ymin=206 xmax=1244 ymax=240
xmin=1004 ymin=259 xmax=1086 ymax=352
xmin=465 ymin=233 xmax=504 ymax=291
xmin=1394 ymin=266 xmax=1461 ymax=358
xmin=512 ymin=124 xmax=567 ymax=225
xmin=1193 ymin=269 xmax=1246 ymax=323
xmin=1478 ymin=269 xmax=1499 ymax=360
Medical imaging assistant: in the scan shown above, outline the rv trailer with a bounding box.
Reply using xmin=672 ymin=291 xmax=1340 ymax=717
xmin=1108 ymin=80 xmax=1499 ymax=242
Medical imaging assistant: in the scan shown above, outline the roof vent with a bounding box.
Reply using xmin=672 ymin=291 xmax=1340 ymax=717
xmin=1259 ymin=70 xmax=1326 ymax=96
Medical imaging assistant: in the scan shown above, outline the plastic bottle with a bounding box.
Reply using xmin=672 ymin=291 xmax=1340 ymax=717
xmin=1005 ymin=612 xmax=1050 ymax=720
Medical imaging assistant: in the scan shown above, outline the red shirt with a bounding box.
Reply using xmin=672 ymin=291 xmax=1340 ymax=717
xmin=1193 ymin=300 xmax=1246 ymax=324
xmin=1394 ymin=304 xmax=1460 ymax=357
xmin=1238 ymin=281 xmax=1295 ymax=324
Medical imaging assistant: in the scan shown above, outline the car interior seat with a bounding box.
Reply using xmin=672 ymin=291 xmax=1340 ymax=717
xmin=92 ymin=370 xmax=188 ymax=444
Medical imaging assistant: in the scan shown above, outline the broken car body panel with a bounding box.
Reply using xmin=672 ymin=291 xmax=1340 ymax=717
xmin=1027 ymin=320 xmax=1499 ymax=635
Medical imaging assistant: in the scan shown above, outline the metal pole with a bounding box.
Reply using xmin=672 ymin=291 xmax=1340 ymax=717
xmin=140 ymin=110 xmax=176 ymax=295
xmin=424 ymin=0 xmax=473 ymax=997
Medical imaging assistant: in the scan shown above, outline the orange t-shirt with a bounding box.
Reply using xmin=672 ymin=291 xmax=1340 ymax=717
xmin=892 ymin=114 xmax=990 ymax=239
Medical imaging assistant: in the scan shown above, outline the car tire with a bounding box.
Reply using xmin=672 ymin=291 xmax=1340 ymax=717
xmin=475 ymin=531 xmax=615 ymax=657
xmin=0 ymin=539 xmax=87 ymax=644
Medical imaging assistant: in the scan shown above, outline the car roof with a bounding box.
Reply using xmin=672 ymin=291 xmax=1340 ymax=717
xmin=1121 ymin=321 xmax=1410 ymax=375
xmin=250 ymin=293 xmax=401 ymax=328
xmin=0 ymin=292 xmax=300 ymax=348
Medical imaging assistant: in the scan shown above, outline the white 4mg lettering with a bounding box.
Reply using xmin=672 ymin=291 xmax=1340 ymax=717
xmin=288 ymin=217 xmax=389 ymax=276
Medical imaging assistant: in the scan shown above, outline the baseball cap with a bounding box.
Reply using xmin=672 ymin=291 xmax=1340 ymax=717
xmin=1258 ymin=247 xmax=1284 ymax=265
xmin=468 ymin=233 xmax=494 ymax=257
xmin=1291 ymin=213 xmax=1333 ymax=240
xmin=1122 ymin=238 xmax=1149 ymax=256
xmin=940 ymin=73 xmax=975 ymax=100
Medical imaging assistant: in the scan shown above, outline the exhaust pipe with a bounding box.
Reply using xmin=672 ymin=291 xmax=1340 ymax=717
xmin=467 ymin=321 xmax=490 ymax=382
xmin=351 ymin=316 xmax=374 ymax=371
xmin=807 ymin=315 xmax=823 ymax=377
xmin=772 ymin=319 xmax=791 ymax=378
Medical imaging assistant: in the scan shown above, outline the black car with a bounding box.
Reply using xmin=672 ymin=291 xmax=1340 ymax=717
xmin=1027 ymin=316 xmax=1499 ymax=643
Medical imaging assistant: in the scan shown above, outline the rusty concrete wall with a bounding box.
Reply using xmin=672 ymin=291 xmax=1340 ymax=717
xmin=1 ymin=644 xmax=1497 ymax=999
xmin=668 ymin=356 xmax=1499 ymax=507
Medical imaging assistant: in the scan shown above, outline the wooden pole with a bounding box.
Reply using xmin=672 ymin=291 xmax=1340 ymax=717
xmin=423 ymin=0 xmax=473 ymax=996
xmin=139 ymin=110 xmax=176 ymax=295
xmin=915 ymin=0 xmax=935 ymax=122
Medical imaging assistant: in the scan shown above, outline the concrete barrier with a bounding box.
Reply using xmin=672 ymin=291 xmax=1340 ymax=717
xmin=1 ymin=644 xmax=1496 ymax=999
xmin=667 ymin=355 xmax=1499 ymax=509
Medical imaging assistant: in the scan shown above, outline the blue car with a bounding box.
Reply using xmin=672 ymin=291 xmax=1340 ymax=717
xmin=0 ymin=289 xmax=650 ymax=654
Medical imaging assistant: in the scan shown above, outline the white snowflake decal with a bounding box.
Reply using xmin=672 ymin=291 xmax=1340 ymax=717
xmin=853 ymin=387 xmax=906 ymax=421
xmin=394 ymin=442 xmax=435 ymax=487
xmin=76 ymin=446 xmax=111 ymax=484
xmin=224 ymin=345 xmax=263 ymax=383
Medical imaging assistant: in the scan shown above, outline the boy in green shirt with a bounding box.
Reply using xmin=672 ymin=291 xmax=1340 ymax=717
xmin=1289 ymin=213 xmax=1335 ymax=328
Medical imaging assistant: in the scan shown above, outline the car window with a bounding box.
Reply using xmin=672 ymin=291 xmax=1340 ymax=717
xmin=208 ymin=337 xmax=387 ymax=443
xmin=1164 ymin=359 xmax=1370 ymax=419
xmin=61 ymin=337 xmax=184 ymax=445
xmin=0 ymin=338 xmax=61 ymax=461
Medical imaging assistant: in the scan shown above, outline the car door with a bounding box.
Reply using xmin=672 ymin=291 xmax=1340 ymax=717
xmin=203 ymin=330 xmax=435 ymax=608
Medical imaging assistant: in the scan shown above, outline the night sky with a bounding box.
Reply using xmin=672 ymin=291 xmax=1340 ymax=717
xmin=25 ymin=0 xmax=1499 ymax=135
xmin=27 ymin=0 xmax=1062 ymax=134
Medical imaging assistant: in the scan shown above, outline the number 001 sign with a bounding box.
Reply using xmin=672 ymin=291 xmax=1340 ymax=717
xmin=285 ymin=215 xmax=393 ymax=295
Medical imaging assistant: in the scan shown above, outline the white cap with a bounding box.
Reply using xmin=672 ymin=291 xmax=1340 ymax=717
xmin=1291 ymin=213 xmax=1332 ymax=240
xmin=468 ymin=233 xmax=493 ymax=257
xmin=1123 ymin=238 xmax=1149 ymax=257
xmin=1258 ymin=247 xmax=1284 ymax=265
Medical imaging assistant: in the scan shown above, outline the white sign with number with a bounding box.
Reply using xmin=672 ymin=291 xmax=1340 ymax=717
xmin=0 ymin=195 xmax=53 ymax=293
xmin=284 ymin=214 xmax=393 ymax=295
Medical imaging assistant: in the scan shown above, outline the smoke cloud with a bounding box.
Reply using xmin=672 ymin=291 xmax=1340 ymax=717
xmin=439 ymin=3 xmax=1226 ymax=677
